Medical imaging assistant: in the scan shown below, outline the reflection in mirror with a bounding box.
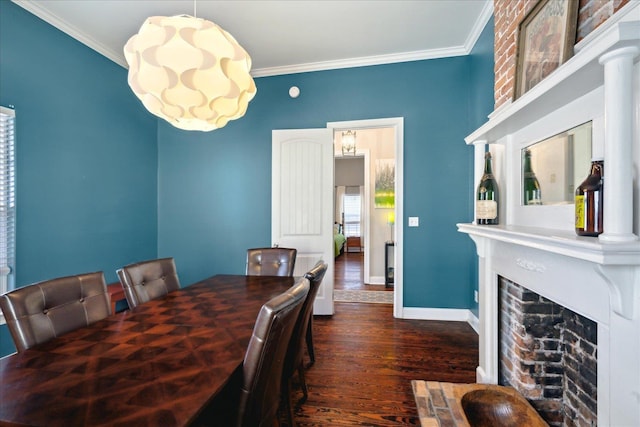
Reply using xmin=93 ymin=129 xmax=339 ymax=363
xmin=522 ymin=121 xmax=592 ymax=205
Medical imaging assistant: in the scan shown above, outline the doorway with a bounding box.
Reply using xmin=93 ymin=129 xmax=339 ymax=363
xmin=328 ymin=118 xmax=404 ymax=316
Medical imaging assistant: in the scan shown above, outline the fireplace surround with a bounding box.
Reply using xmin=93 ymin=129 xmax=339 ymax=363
xmin=458 ymin=4 xmax=640 ymax=426
xmin=499 ymin=277 xmax=598 ymax=427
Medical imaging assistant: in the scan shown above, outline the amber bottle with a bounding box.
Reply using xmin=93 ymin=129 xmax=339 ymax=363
xmin=575 ymin=160 xmax=603 ymax=236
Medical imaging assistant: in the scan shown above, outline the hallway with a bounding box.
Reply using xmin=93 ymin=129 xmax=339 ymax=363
xmin=334 ymin=252 xmax=394 ymax=292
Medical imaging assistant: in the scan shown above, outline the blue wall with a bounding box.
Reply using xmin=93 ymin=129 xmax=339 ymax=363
xmin=0 ymin=2 xmax=158 ymax=356
xmin=157 ymin=17 xmax=495 ymax=306
xmin=468 ymin=17 xmax=495 ymax=317
xmin=0 ymin=2 xmax=494 ymax=357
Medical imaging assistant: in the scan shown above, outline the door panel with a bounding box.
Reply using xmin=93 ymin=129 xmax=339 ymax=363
xmin=272 ymin=129 xmax=334 ymax=315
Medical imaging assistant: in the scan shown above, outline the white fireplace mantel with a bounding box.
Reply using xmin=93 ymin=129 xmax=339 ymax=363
xmin=458 ymin=223 xmax=640 ymax=320
xmin=458 ymin=3 xmax=640 ymax=427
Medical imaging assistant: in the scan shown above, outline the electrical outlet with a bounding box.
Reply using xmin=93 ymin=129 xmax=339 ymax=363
xmin=474 ymin=290 xmax=479 ymax=303
xmin=408 ymin=217 xmax=419 ymax=227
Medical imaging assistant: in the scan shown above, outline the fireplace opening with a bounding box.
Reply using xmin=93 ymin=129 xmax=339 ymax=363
xmin=498 ymin=276 xmax=597 ymax=427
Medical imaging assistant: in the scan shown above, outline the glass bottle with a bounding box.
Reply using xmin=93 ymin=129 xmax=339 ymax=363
xmin=575 ymin=159 xmax=603 ymax=236
xmin=523 ymin=149 xmax=542 ymax=205
xmin=476 ymin=152 xmax=499 ymax=225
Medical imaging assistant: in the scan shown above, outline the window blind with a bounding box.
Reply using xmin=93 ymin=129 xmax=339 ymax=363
xmin=343 ymin=193 xmax=361 ymax=237
xmin=0 ymin=106 xmax=15 ymax=303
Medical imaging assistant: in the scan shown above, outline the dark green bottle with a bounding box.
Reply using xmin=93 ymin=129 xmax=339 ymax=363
xmin=476 ymin=152 xmax=499 ymax=225
xmin=523 ymin=149 xmax=542 ymax=205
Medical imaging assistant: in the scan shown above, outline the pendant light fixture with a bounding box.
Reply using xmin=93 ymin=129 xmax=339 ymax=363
xmin=341 ymin=130 xmax=356 ymax=155
xmin=124 ymin=7 xmax=256 ymax=132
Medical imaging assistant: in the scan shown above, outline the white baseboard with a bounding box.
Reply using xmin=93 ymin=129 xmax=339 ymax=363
xmin=369 ymin=275 xmax=385 ymax=285
xmin=400 ymin=307 xmax=479 ymax=334
xmin=476 ymin=366 xmax=494 ymax=384
xmin=468 ymin=312 xmax=479 ymax=333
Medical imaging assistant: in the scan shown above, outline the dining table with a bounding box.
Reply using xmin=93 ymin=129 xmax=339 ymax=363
xmin=0 ymin=274 xmax=295 ymax=427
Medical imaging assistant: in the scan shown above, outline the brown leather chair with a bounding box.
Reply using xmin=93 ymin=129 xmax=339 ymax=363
xmin=303 ymin=262 xmax=328 ymax=369
xmin=116 ymin=257 xmax=180 ymax=308
xmin=193 ymin=277 xmax=309 ymax=427
xmin=236 ymin=276 xmax=309 ymax=426
xmin=281 ymin=261 xmax=328 ymax=423
xmin=245 ymin=247 xmax=297 ymax=277
xmin=0 ymin=272 xmax=111 ymax=352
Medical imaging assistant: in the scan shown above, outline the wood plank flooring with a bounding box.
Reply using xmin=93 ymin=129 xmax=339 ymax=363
xmin=334 ymin=251 xmax=392 ymax=291
xmin=286 ymin=253 xmax=479 ymax=426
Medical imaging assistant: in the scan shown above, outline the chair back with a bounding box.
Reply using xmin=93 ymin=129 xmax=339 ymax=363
xmin=0 ymin=272 xmax=110 ymax=352
xmin=116 ymin=257 xmax=180 ymax=308
xmin=246 ymin=247 xmax=297 ymax=277
xmin=283 ymin=261 xmax=328 ymax=378
xmin=237 ymin=276 xmax=310 ymax=427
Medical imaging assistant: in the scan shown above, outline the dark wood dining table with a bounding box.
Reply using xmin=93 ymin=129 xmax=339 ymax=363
xmin=0 ymin=274 xmax=295 ymax=427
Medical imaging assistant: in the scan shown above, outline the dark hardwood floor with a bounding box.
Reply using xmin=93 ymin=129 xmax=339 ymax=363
xmin=334 ymin=251 xmax=392 ymax=291
xmin=285 ymin=253 xmax=479 ymax=426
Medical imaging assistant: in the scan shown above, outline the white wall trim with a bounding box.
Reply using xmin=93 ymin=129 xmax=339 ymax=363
xmin=402 ymin=307 xmax=479 ymax=333
xmin=368 ymin=275 xmax=385 ymax=286
xmin=252 ymin=47 xmax=468 ymax=77
xmin=12 ymin=0 xmax=127 ymax=68
xmin=463 ymin=0 xmax=494 ymax=54
xmin=468 ymin=311 xmax=480 ymax=334
xmin=14 ymin=0 xmax=495 ymax=76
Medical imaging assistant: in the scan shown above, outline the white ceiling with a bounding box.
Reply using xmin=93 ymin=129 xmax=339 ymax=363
xmin=13 ymin=0 xmax=493 ymax=77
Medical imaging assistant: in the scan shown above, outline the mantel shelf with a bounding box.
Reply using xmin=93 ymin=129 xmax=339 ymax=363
xmin=465 ymin=7 xmax=640 ymax=145
xmin=457 ymin=223 xmax=640 ymax=265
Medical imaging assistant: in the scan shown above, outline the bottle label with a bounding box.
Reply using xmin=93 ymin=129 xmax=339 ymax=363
xmin=575 ymin=195 xmax=585 ymax=228
xmin=477 ymin=200 xmax=497 ymax=219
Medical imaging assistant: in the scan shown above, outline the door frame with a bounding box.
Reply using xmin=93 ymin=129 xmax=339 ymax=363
xmin=327 ymin=117 xmax=404 ymax=317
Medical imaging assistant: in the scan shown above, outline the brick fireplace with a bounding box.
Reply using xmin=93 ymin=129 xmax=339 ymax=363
xmin=498 ymin=277 xmax=597 ymax=427
xmin=458 ymin=3 xmax=640 ymax=426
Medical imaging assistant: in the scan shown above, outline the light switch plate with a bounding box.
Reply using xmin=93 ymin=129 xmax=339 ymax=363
xmin=408 ymin=217 xmax=419 ymax=227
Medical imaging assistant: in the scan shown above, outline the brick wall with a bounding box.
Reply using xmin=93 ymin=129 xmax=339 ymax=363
xmin=493 ymin=0 xmax=631 ymax=109
xmin=499 ymin=277 xmax=598 ymax=427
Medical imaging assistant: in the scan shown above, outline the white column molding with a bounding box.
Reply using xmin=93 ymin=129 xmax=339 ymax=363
xmin=598 ymin=46 xmax=640 ymax=242
xmin=468 ymin=234 xmax=498 ymax=384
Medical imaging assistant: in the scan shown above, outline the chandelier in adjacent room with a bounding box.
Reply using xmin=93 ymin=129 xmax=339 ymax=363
xmin=341 ymin=130 xmax=356 ymax=155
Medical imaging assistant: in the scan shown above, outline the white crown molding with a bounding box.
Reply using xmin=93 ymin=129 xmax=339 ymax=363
xmin=253 ymin=0 xmax=494 ymax=77
xmin=463 ymin=0 xmax=494 ymax=53
xmin=13 ymin=0 xmax=495 ymax=76
xmin=251 ymin=46 xmax=469 ymax=78
xmin=12 ymin=0 xmax=129 ymax=68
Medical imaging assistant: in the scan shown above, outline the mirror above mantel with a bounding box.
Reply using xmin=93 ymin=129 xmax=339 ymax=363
xmin=521 ymin=121 xmax=592 ymax=206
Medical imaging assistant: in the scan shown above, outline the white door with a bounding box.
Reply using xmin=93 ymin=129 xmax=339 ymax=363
xmin=272 ymin=129 xmax=334 ymax=315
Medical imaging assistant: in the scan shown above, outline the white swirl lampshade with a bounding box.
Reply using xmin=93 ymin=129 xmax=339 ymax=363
xmin=124 ymin=15 xmax=257 ymax=132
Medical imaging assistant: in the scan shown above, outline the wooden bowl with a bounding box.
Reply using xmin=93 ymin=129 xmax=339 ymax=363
xmin=461 ymin=386 xmax=548 ymax=427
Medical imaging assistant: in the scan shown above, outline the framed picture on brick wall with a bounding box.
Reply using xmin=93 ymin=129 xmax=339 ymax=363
xmin=514 ymin=0 xmax=579 ymax=99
